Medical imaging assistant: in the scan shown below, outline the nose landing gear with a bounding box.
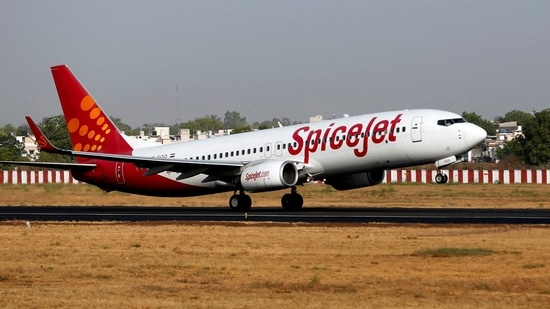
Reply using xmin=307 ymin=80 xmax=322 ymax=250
xmin=435 ymin=171 xmax=449 ymax=184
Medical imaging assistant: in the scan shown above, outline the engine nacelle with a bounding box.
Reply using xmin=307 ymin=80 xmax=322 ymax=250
xmin=325 ymin=170 xmax=385 ymax=191
xmin=240 ymin=160 xmax=298 ymax=192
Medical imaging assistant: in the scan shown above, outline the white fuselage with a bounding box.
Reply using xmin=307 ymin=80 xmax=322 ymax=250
xmin=131 ymin=109 xmax=486 ymax=190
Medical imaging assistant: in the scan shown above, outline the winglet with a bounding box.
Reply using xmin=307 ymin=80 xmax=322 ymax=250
xmin=25 ymin=116 xmax=70 ymax=155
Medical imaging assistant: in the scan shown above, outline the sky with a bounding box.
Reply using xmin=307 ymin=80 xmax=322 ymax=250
xmin=1 ymin=1 xmax=549 ymax=128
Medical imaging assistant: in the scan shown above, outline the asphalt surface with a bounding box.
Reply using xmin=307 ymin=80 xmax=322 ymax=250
xmin=0 ymin=206 xmax=549 ymax=224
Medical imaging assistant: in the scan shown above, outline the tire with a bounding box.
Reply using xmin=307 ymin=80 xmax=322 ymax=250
xmin=229 ymin=194 xmax=252 ymax=211
xmin=229 ymin=195 xmax=241 ymax=210
xmin=281 ymin=193 xmax=303 ymax=211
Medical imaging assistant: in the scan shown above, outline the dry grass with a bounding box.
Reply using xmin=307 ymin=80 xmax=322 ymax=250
xmin=0 ymin=183 xmax=549 ymax=308
xmin=0 ymin=222 xmax=549 ymax=308
xmin=1 ymin=182 xmax=550 ymax=208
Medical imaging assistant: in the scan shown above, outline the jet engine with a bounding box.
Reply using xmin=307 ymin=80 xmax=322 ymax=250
xmin=240 ymin=160 xmax=298 ymax=192
xmin=325 ymin=170 xmax=385 ymax=190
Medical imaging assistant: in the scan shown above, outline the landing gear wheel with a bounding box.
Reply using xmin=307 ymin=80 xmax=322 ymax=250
xmin=229 ymin=194 xmax=252 ymax=211
xmin=281 ymin=193 xmax=303 ymax=211
xmin=435 ymin=173 xmax=448 ymax=184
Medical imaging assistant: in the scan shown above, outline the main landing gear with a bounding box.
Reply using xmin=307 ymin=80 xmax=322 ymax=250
xmin=229 ymin=190 xmax=252 ymax=211
xmin=228 ymin=186 xmax=304 ymax=211
xmin=281 ymin=186 xmax=303 ymax=211
xmin=435 ymin=170 xmax=449 ymax=184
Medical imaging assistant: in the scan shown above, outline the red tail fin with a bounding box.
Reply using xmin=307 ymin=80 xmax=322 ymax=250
xmin=51 ymin=65 xmax=133 ymax=154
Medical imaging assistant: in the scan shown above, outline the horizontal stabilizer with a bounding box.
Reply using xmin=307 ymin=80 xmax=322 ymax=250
xmin=0 ymin=161 xmax=96 ymax=170
xmin=25 ymin=116 xmax=71 ymax=155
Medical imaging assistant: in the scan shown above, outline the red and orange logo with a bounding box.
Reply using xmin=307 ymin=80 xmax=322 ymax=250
xmin=66 ymin=95 xmax=111 ymax=152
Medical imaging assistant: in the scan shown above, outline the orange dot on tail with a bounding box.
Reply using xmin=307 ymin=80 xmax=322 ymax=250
xmin=67 ymin=118 xmax=80 ymax=133
xmin=95 ymin=134 xmax=101 ymax=141
xmin=90 ymin=107 xmax=101 ymax=120
xmin=91 ymin=145 xmax=97 ymax=151
xmin=97 ymin=145 xmax=103 ymax=151
xmin=96 ymin=117 xmax=105 ymax=126
xmin=81 ymin=96 xmax=95 ymax=111
xmin=102 ymin=124 xmax=109 ymax=131
xmin=79 ymin=125 xmax=89 ymax=136
xmin=87 ymin=130 xmax=95 ymax=139
xmin=74 ymin=143 xmax=83 ymax=151
xmin=83 ymin=144 xmax=90 ymax=151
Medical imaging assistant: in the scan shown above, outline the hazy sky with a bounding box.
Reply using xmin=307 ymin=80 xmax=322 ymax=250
xmin=1 ymin=1 xmax=549 ymax=127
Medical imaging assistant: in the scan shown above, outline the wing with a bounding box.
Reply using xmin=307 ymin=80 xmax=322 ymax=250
xmin=69 ymin=150 xmax=245 ymax=181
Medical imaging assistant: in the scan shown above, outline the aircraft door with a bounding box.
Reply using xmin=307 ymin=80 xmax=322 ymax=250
xmin=411 ymin=117 xmax=422 ymax=142
xmin=115 ymin=162 xmax=126 ymax=184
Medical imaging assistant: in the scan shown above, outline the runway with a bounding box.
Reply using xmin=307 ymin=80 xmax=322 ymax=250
xmin=0 ymin=206 xmax=549 ymax=224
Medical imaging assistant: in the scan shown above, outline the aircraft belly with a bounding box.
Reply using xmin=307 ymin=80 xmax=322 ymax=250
xmin=405 ymin=135 xmax=463 ymax=164
xmin=313 ymin=148 xmax=386 ymax=175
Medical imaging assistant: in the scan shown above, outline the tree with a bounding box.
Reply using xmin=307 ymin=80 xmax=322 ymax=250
xmin=230 ymin=126 xmax=253 ymax=134
xmin=223 ymin=111 xmax=248 ymax=129
xmin=36 ymin=115 xmax=74 ymax=163
xmin=180 ymin=115 xmax=224 ymax=134
xmin=497 ymin=109 xmax=550 ymax=167
xmin=521 ymin=109 xmax=550 ymax=166
xmin=495 ymin=110 xmax=533 ymax=127
xmin=0 ymin=125 xmax=26 ymax=168
xmin=462 ymin=112 xmax=498 ymax=136
xmin=496 ymin=137 xmax=524 ymax=163
xmin=110 ymin=117 xmax=139 ymax=136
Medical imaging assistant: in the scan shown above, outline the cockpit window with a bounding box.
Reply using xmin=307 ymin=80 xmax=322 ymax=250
xmin=437 ymin=118 xmax=466 ymax=126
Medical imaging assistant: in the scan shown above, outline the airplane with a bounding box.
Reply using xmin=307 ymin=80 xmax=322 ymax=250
xmin=1 ymin=65 xmax=487 ymax=210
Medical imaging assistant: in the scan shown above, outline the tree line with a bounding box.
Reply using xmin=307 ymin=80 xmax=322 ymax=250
xmin=2 ymin=109 xmax=550 ymax=167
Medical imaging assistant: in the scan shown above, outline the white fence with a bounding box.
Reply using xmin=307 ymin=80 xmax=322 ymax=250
xmin=1 ymin=170 xmax=79 ymax=184
xmin=2 ymin=169 xmax=549 ymax=185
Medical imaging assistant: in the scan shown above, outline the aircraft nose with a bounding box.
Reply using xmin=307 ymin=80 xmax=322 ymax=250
xmin=464 ymin=123 xmax=487 ymax=147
